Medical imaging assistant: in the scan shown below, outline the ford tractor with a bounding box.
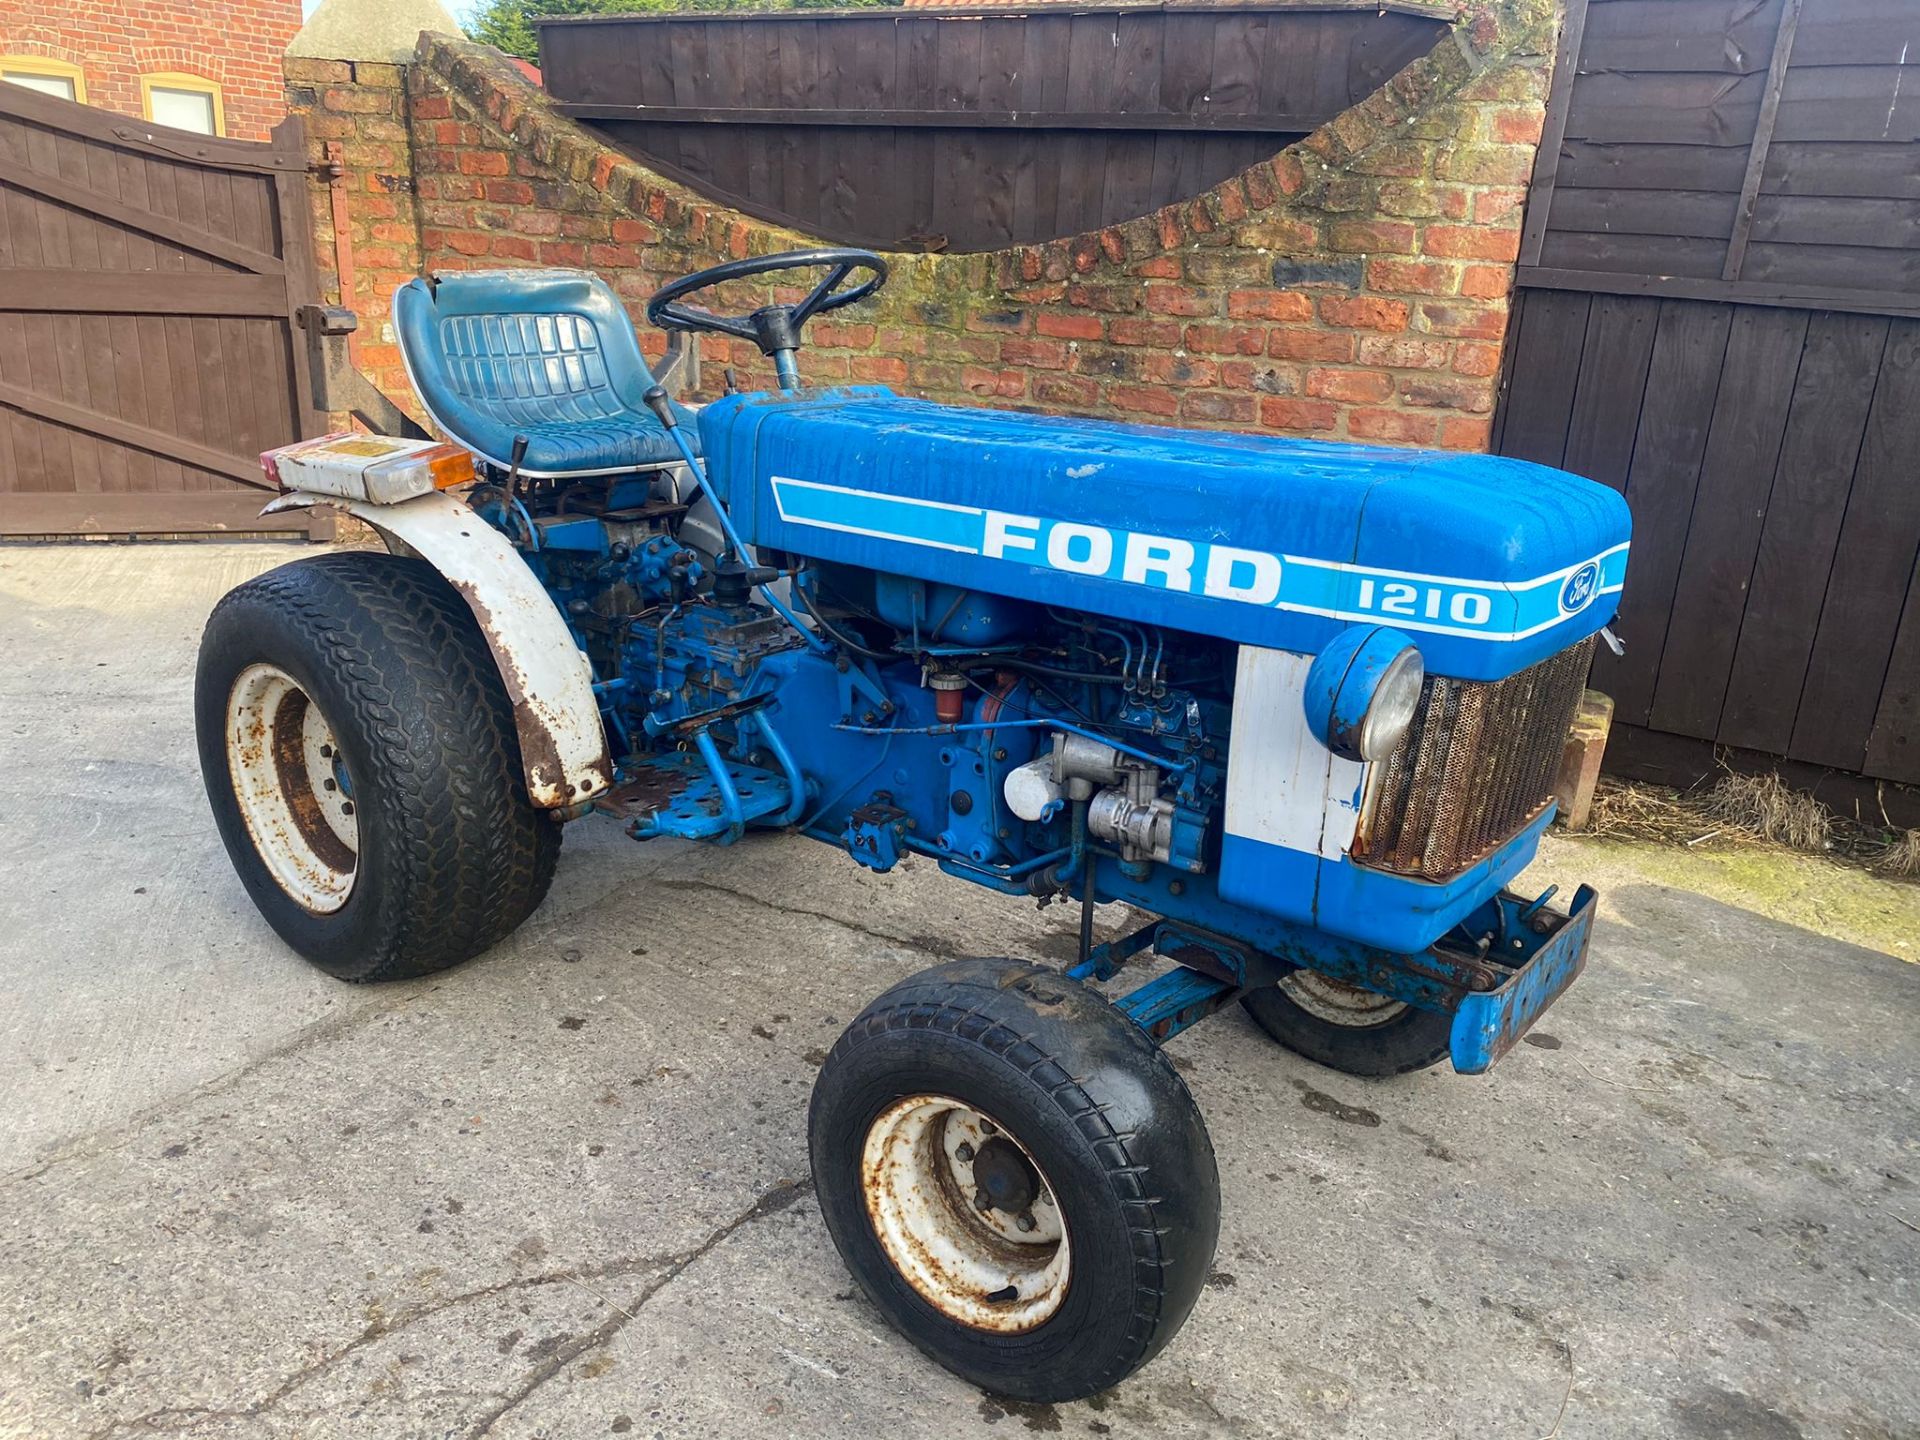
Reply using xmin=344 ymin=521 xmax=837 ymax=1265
xmin=197 ymin=250 xmax=1629 ymax=1401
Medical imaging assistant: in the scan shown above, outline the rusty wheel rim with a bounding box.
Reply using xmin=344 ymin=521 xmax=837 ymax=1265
xmin=226 ymin=663 xmax=358 ymax=914
xmin=861 ymin=1094 xmax=1070 ymax=1333
xmin=1279 ymin=971 xmax=1408 ymax=1028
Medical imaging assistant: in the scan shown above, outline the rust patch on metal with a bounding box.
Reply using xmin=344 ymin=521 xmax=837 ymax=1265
xmin=451 ymin=577 xmax=611 ymax=809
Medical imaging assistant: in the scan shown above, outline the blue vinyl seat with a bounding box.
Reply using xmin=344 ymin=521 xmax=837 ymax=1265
xmin=392 ymin=268 xmax=698 ymax=477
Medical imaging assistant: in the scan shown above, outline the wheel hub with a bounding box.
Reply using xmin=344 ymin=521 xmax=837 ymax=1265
xmin=862 ymin=1095 xmax=1069 ymax=1333
xmin=1279 ymin=970 xmax=1408 ymax=1028
xmin=226 ymin=663 xmax=358 ymax=914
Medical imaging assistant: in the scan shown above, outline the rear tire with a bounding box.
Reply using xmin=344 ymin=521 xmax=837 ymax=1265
xmin=809 ymin=957 xmax=1219 ymax=1402
xmin=195 ymin=552 xmax=561 ymax=981
xmin=1240 ymin=971 xmax=1453 ymax=1077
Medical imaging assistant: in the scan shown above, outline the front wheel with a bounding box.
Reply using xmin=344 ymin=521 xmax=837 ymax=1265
xmin=195 ymin=552 xmax=561 ymax=982
xmin=1240 ymin=971 xmax=1453 ymax=1077
xmin=809 ymin=958 xmax=1219 ymax=1403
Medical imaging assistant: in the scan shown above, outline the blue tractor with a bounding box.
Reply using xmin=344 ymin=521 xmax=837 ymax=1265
xmin=198 ymin=250 xmax=1627 ymax=1401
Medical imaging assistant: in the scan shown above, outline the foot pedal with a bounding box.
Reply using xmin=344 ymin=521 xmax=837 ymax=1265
xmin=595 ymin=750 xmax=792 ymax=839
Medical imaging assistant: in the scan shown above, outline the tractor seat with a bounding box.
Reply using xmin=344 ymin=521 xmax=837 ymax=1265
xmin=392 ymin=268 xmax=698 ymax=477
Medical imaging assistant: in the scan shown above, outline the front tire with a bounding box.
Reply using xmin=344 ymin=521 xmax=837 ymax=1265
xmin=196 ymin=552 xmax=561 ymax=981
xmin=1240 ymin=971 xmax=1453 ymax=1077
xmin=809 ymin=958 xmax=1219 ymax=1403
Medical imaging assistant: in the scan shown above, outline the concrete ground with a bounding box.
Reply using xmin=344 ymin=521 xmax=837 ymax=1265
xmin=1 ymin=541 xmax=1916 ymax=1440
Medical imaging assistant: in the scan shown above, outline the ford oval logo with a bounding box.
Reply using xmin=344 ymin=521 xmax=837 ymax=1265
xmin=1560 ymin=561 xmax=1600 ymax=614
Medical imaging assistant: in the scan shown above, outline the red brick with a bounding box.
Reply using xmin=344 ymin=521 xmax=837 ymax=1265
xmin=851 ymin=356 xmax=910 ymax=384
xmin=1459 ymin=264 xmax=1514 ymax=300
xmin=1109 ymin=318 xmax=1184 ymax=348
xmin=1438 ymin=416 xmax=1495 ymax=451
xmin=1260 ymin=397 xmax=1340 ymax=433
xmin=1268 ymin=328 xmax=1357 ymax=364
xmin=1227 ymin=290 xmax=1315 ymax=322
xmin=1109 ymin=385 xmax=1180 ymax=418
xmin=1452 ymin=342 xmax=1502 ymax=377
xmin=1399 ymin=375 xmax=1493 ymax=412
xmin=1180 ymin=391 xmax=1257 ymax=424
xmin=1358 ymin=336 xmax=1453 ymax=371
xmin=611 ymin=217 xmax=657 ymax=244
xmin=812 ymin=322 xmax=878 ymax=349
xmin=1037 ymin=313 xmax=1105 ymax=342
xmin=482 ymin=178 xmax=535 ymax=206
xmin=1145 ymin=287 xmax=1218 ymax=317
xmin=488 ymin=235 xmax=538 ymax=261
xmin=1130 ymin=256 xmax=1183 ymax=280
xmin=963 ymin=366 xmax=1028 ymax=399
xmin=999 ymin=338 xmax=1070 ymax=370
xmin=1365 ymin=259 xmax=1458 ymax=296
xmin=1307 ymin=368 xmax=1395 ymax=404
xmin=1426 ymin=226 xmax=1522 ymax=262
xmin=1184 ymin=324 xmax=1266 ymax=356
xmin=1033 ymin=374 xmax=1102 ymax=408
xmin=1472 ymin=187 xmax=1529 ymax=227
xmin=457 ymin=150 xmax=511 ymax=177
xmin=1141 ymin=353 xmax=1219 ymax=387
xmin=1327 ymin=219 xmax=1420 ymax=255
xmin=1490 ymin=106 xmax=1545 ymax=146
xmin=1347 ymin=408 xmax=1439 ymax=445
xmin=1418 ymin=302 xmax=1508 ymax=339
xmin=1319 ymin=295 xmax=1411 ymax=331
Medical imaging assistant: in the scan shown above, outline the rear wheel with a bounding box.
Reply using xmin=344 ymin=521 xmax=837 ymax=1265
xmin=1240 ymin=971 xmax=1453 ymax=1077
xmin=809 ymin=957 xmax=1219 ymax=1402
xmin=196 ymin=552 xmax=561 ymax=981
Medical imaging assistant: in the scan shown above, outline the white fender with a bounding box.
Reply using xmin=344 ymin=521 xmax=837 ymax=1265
xmin=264 ymin=489 xmax=611 ymax=810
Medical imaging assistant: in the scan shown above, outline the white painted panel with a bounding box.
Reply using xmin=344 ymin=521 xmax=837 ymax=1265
xmin=1224 ymin=646 xmax=1366 ymax=860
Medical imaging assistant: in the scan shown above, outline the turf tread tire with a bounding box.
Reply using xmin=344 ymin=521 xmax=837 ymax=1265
xmin=809 ymin=958 xmax=1219 ymax=1402
xmin=196 ymin=552 xmax=560 ymax=982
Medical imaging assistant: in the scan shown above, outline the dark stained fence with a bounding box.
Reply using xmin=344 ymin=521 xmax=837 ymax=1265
xmin=1496 ymin=0 xmax=1920 ymax=806
xmin=1519 ymin=0 xmax=1920 ymax=315
xmin=536 ymin=3 xmax=1451 ymax=252
xmin=0 ymin=83 xmax=325 ymax=538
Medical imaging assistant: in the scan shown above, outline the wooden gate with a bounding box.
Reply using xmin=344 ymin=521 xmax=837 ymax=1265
xmin=1494 ymin=0 xmax=1920 ymax=807
xmin=0 ymin=82 xmax=324 ymax=537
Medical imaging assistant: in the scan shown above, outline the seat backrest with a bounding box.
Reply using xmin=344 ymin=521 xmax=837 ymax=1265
xmin=392 ymin=269 xmax=662 ymax=448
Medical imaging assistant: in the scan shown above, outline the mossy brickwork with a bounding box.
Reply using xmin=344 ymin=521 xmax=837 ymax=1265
xmin=291 ymin=1 xmax=1558 ymax=449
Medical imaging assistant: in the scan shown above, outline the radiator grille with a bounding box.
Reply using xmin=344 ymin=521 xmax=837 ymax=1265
xmin=1353 ymin=637 xmax=1595 ymax=880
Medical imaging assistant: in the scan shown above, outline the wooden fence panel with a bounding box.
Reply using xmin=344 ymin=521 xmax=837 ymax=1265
xmin=537 ymin=4 xmax=1451 ymax=253
xmin=0 ymin=83 xmax=322 ymax=537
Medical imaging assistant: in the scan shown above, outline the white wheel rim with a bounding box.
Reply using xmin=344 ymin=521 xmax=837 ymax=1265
xmin=1280 ymin=971 xmax=1409 ymax=1028
xmin=862 ymin=1094 xmax=1070 ymax=1332
xmin=226 ymin=663 xmax=358 ymax=914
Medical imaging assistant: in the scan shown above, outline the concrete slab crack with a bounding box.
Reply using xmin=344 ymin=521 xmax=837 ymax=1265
xmin=653 ymin=875 xmax=964 ymax=960
xmin=459 ymin=1175 xmax=814 ymax=1438
xmin=78 ymin=1177 xmax=813 ymax=1440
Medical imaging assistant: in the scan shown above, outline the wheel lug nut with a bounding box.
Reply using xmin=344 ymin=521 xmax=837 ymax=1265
xmin=341 ymin=802 xmax=355 ymax=816
xmin=319 ymin=744 xmax=333 ymax=758
xmin=955 ymin=1142 xmax=974 ymax=1163
xmin=1015 ymin=1212 xmax=1037 ymax=1233
xmin=980 ymin=1120 xmax=997 ymax=1135
xmin=322 ymin=779 xmax=337 ymax=792
xmin=973 ymin=1187 xmax=993 ymax=1212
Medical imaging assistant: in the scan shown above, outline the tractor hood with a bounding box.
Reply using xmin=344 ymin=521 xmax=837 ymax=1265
xmin=699 ymin=387 xmax=1630 ymax=681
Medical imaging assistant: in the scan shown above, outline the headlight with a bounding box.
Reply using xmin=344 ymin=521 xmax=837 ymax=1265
xmin=1302 ymin=626 xmax=1425 ymax=763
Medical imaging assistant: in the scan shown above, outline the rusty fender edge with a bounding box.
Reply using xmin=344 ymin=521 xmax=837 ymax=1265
xmin=264 ymin=491 xmax=611 ymax=810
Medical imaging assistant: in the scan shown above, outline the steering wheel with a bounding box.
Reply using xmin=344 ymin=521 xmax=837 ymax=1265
xmin=645 ymin=248 xmax=888 ymax=363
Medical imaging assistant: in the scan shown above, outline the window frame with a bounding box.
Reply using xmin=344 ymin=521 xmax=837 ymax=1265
xmin=0 ymin=56 xmax=87 ymax=104
xmin=139 ymin=71 xmax=225 ymax=137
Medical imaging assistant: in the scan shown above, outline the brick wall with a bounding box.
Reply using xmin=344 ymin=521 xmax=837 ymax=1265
xmin=295 ymin=0 xmax=1557 ymax=450
xmin=2 ymin=0 xmax=302 ymax=142
xmin=286 ymin=57 xmax=423 ymax=393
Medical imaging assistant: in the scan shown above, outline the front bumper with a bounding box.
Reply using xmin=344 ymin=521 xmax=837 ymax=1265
xmin=1446 ymin=885 xmax=1597 ymax=1074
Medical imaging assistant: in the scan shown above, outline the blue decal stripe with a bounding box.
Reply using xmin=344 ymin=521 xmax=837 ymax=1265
xmin=767 ymin=477 xmax=1627 ymax=643
xmin=772 ymin=476 xmax=984 ymax=554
